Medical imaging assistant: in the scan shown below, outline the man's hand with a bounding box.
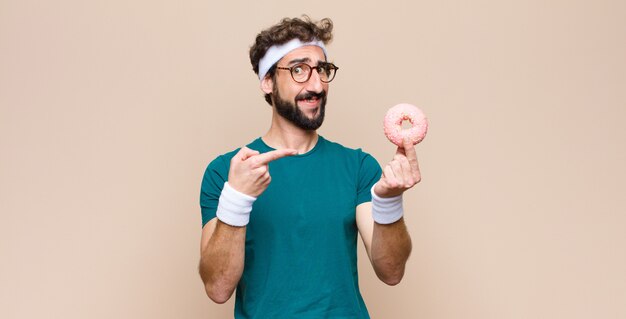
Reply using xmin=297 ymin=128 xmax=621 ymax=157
xmin=228 ymin=147 xmax=297 ymax=197
xmin=374 ymin=137 xmax=421 ymax=198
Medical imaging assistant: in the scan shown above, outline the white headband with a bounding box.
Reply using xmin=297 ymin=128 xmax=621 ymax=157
xmin=257 ymin=38 xmax=327 ymax=80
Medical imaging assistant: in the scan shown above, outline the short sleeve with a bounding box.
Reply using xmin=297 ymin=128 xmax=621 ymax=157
xmin=356 ymin=151 xmax=382 ymax=205
xmin=199 ymin=155 xmax=230 ymax=227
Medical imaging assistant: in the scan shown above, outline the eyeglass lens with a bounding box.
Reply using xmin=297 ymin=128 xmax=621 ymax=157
xmin=291 ymin=63 xmax=336 ymax=83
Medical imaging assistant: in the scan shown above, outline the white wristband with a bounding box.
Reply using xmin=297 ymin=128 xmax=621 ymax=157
xmin=371 ymin=186 xmax=404 ymax=224
xmin=216 ymin=182 xmax=257 ymax=227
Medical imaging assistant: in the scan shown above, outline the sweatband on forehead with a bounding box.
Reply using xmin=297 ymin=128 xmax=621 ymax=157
xmin=258 ymin=38 xmax=327 ymax=80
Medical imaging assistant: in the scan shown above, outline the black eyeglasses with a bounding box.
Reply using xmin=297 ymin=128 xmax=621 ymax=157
xmin=276 ymin=62 xmax=339 ymax=83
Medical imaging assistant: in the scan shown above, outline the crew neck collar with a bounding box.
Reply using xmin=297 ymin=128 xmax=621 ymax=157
xmin=254 ymin=135 xmax=325 ymax=158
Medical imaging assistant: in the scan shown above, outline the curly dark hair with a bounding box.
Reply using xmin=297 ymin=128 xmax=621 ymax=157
xmin=249 ymin=16 xmax=333 ymax=105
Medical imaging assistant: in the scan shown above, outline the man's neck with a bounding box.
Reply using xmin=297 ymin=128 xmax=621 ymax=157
xmin=262 ymin=112 xmax=319 ymax=155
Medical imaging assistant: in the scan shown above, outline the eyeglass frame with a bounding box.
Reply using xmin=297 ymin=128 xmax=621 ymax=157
xmin=275 ymin=62 xmax=339 ymax=83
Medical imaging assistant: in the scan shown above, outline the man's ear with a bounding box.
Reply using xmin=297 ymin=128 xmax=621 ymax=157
xmin=260 ymin=75 xmax=273 ymax=94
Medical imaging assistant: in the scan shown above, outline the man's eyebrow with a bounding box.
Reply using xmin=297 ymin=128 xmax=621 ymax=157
xmin=286 ymin=57 xmax=311 ymax=65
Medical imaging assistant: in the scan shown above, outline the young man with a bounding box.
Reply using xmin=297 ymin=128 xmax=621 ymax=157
xmin=199 ymin=16 xmax=420 ymax=318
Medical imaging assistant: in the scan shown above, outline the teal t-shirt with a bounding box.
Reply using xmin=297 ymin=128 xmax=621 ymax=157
xmin=200 ymin=136 xmax=382 ymax=318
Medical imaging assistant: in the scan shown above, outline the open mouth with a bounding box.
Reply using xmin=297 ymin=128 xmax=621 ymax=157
xmin=296 ymin=92 xmax=324 ymax=107
xmin=299 ymin=96 xmax=319 ymax=104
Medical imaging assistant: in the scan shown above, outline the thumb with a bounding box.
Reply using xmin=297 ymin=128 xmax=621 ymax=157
xmin=236 ymin=147 xmax=260 ymax=161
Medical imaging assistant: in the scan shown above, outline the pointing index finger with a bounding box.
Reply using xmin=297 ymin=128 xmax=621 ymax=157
xmin=253 ymin=149 xmax=298 ymax=166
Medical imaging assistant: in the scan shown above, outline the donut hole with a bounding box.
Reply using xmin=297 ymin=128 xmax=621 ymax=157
xmin=401 ymin=119 xmax=413 ymax=130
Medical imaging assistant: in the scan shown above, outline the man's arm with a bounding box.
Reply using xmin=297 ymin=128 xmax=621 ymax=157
xmin=357 ymin=204 xmax=412 ymax=285
xmin=198 ymin=147 xmax=297 ymax=303
xmin=199 ymin=217 xmax=246 ymax=303
xmin=356 ymin=137 xmax=420 ymax=285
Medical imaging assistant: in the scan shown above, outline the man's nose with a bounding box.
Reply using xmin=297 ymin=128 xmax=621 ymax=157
xmin=304 ymin=68 xmax=324 ymax=92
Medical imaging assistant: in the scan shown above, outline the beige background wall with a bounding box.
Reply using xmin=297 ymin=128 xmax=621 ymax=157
xmin=1 ymin=0 xmax=625 ymax=318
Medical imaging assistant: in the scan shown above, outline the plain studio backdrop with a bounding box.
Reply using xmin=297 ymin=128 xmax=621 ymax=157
xmin=1 ymin=0 xmax=625 ymax=318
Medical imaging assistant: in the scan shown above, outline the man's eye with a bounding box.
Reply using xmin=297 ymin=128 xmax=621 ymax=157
xmin=293 ymin=66 xmax=304 ymax=74
xmin=318 ymin=65 xmax=329 ymax=75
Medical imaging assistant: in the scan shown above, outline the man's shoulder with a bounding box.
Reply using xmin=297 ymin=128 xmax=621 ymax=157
xmin=320 ymin=136 xmax=374 ymax=158
xmin=319 ymin=136 xmax=380 ymax=172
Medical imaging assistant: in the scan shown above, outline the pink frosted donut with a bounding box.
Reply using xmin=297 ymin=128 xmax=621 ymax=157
xmin=383 ymin=103 xmax=428 ymax=146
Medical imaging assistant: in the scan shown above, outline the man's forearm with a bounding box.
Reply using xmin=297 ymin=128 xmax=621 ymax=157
xmin=199 ymin=220 xmax=246 ymax=303
xmin=370 ymin=217 xmax=412 ymax=286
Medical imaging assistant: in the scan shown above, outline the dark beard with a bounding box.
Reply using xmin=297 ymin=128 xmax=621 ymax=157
xmin=273 ymin=88 xmax=326 ymax=131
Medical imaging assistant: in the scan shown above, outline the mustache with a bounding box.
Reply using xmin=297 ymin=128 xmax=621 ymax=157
xmin=296 ymin=91 xmax=326 ymax=101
